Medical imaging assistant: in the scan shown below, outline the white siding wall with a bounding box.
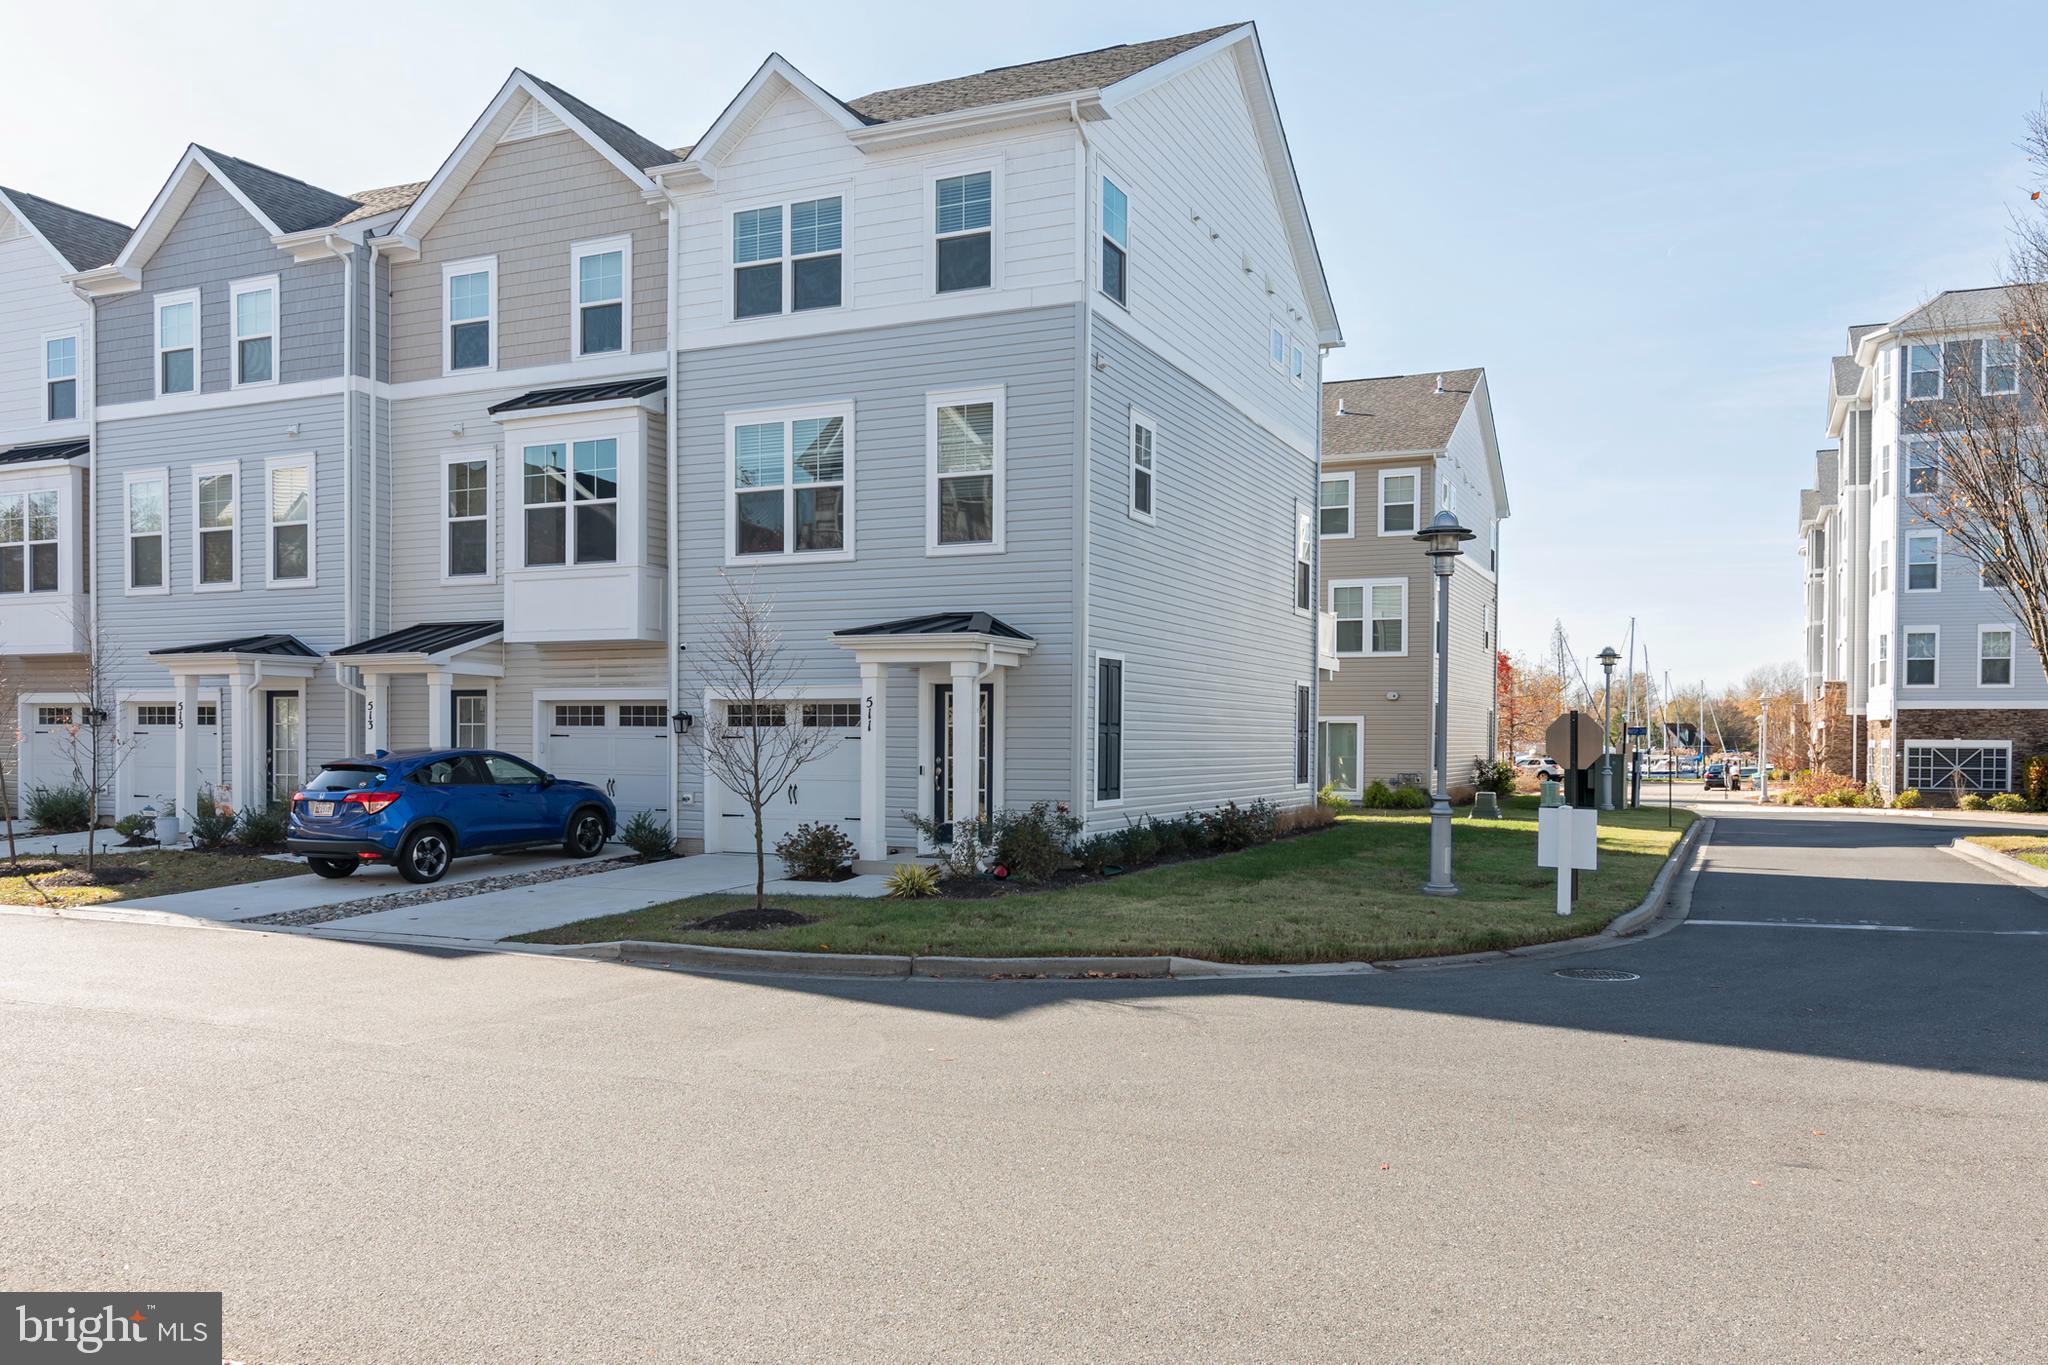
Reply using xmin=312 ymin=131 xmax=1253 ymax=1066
xmin=0 ymin=225 xmax=92 ymax=446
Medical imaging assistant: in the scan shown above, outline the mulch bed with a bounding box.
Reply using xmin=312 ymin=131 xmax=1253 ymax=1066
xmin=3 ymin=859 xmax=69 ymax=877
xmin=683 ymin=906 xmax=818 ymax=932
xmin=936 ymin=866 xmax=1109 ymax=899
xmin=786 ymin=866 xmax=857 ymax=884
xmin=34 ymin=865 xmax=151 ymax=889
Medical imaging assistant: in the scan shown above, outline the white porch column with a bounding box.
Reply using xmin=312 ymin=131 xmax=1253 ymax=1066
xmin=949 ymin=660 xmax=981 ymax=835
xmin=173 ymin=672 xmax=198 ymax=815
xmin=426 ymin=671 xmax=452 ymax=749
xmin=229 ymin=666 xmax=255 ymax=813
xmin=364 ymin=672 xmax=388 ymax=754
xmin=859 ymin=660 xmax=889 ymax=862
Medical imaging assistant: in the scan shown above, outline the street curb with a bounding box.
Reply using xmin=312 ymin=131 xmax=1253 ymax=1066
xmin=615 ymin=940 xmax=914 ymax=977
xmin=1943 ymin=836 xmax=2048 ymax=888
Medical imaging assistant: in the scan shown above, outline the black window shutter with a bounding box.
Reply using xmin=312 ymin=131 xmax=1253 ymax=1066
xmin=1097 ymin=659 xmax=1122 ymax=801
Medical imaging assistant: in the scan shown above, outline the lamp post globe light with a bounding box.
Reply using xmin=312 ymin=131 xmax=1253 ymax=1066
xmin=1596 ymin=645 xmax=1621 ymax=812
xmin=1414 ymin=509 xmax=1476 ymax=896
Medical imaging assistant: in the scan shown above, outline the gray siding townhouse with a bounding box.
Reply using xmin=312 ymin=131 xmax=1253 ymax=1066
xmin=1317 ymin=370 xmax=1507 ymax=794
xmin=655 ymin=24 xmax=1342 ymax=860
xmin=0 ymin=187 xmax=130 ymax=811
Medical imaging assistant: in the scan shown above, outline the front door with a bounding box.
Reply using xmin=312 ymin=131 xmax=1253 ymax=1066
xmin=932 ymin=682 xmax=994 ymax=835
xmin=265 ymin=692 xmax=302 ymax=807
xmin=452 ymin=690 xmax=488 ymax=749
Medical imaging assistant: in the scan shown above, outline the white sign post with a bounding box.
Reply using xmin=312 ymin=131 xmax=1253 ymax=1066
xmin=1536 ymin=805 xmax=1599 ymax=916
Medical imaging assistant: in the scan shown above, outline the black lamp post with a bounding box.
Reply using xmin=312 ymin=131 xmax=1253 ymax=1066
xmin=1414 ymin=509 xmax=1476 ymax=895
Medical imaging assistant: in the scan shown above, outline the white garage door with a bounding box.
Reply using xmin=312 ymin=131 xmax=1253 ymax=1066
xmin=124 ymin=701 xmax=222 ymax=819
xmin=718 ymin=700 xmax=863 ymax=852
xmin=541 ymin=701 xmax=672 ymax=828
xmin=21 ymin=702 xmax=86 ymax=816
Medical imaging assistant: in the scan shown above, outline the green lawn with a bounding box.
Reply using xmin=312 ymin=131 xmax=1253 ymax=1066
xmin=517 ymin=798 xmax=1696 ymax=964
xmin=1965 ymin=835 xmax=2048 ymax=872
xmin=0 ymin=849 xmax=303 ymax=908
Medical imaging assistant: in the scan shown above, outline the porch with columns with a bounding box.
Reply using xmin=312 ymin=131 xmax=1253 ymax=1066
xmin=149 ymin=635 xmax=323 ymax=815
xmin=329 ymin=622 xmax=505 ymax=755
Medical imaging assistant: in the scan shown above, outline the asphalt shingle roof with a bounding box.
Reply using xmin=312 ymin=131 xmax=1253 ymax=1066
xmin=0 ymin=187 xmax=131 ymax=270
xmin=835 ymin=612 xmax=1033 ymax=641
xmin=335 ymin=621 xmax=503 ymax=657
xmin=1322 ymin=369 xmax=1483 ymax=455
xmin=1890 ymin=286 xmax=2013 ymax=333
xmin=338 ymin=180 xmax=426 ymax=225
xmin=846 ymin=25 xmax=1240 ymax=123
xmin=1831 ymin=354 xmax=1862 ymax=399
xmin=197 ymin=147 xmax=366 ymax=233
xmin=525 ymin=73 xmax=678 ymax=171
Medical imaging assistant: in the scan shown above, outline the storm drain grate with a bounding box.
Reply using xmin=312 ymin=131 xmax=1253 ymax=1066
xmin=1553 ymin=967 xmax=1640 ymax=982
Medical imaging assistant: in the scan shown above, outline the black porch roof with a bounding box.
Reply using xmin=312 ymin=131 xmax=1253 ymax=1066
xmin=334 ymin=621 xmax=503 ymax=656
xmin=0 ymin=438 xmax=89 ymax=466
xmin=486 ymin=376 xmax=665 ymax=415
xmin=833 ymin=612 xmax=1032 ymax=641
xmin=150 ymin=633 xmax=320 ymax=658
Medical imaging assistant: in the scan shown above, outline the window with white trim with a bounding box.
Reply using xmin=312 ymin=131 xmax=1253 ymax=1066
xmin=1319 ymin=473 xmax=1353 ymax=538
xmin=1269 ymin=325 xmax=1287 ymax=372
xmin=1294 ymin=504 xmax=1312 ymax=612
xmin=444 ymin=455 xmax=492 ymax=579
xmin=0 ymin=491 xmax=58 ymax=594
xmin=1128 ymin=412 xmax=1155 ymax=522
xmin=444 ymin=258 xmax=494 ymax=372
xmin=1979 ymin=627 xmax=2014 ymax=686
xmin=44 ymin=334 xmax=77 ymax=421
xmin=1906 ymin=533 xmax=1939 ymax=591
xmin=1877 ymin=539 xmax=1890 ymax=595
xmin=522 ymin=438 xmax=616 ymax=567
xmin=733 ymin=198 xmax=843 ymax=318
xmin=125 ymin=471 xmax=166 ymax=592
xmin=1903 ymin=629 xmax=1937 ymax=687
xmin=929 ymin=390 xmax=1002 ymax=552
xmin=1873 ymin=633 xmax=1888 ymax=686
xmin=1379 ymin=468 xmax=1418 ymax=535
xmin=1291 ymin=343 xmax=1306 ymax=386
xmin=267 ymin=457 xmax=312 ymax=585
xmin=731 ymin=409 xmax=849 ymax=558
xmin=135 ymin=704 xmax=177 ymax=727
xmin=572 ymin=238 xmax=628 ymax=355
xmin=230 ymin=276 xmax=277 ymax=386
xmin=933 ymin=171 xmax=992 ymax=294
xmin=1906 ymin=343 xmax=1942 ymax=400
xmin=1318 ymin=719 xmax=1361 ymax=795
xmin=1905 ymin=741 xmax=2008 ymax=794
xmin=194 ymin=464 xmax=237 ymax=588
xmin=1100 ymin=177 xmax=1128 ymax=306
xmin=155 ymin=290 xmax=198 ymax=396
xmin=1878 ymin=444 xmax=1891 ymax=497
xmin=1906 ymin=439 xmax=1940 ymax=495
xmin=1983 ymin=337 xmax=2019 ymax=395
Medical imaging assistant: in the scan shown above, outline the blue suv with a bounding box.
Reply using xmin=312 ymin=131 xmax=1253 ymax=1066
xmin=285 ymin=749 xmax=616 ymax=884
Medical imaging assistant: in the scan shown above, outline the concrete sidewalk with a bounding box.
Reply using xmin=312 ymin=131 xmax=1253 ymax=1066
xmin=120 ymin=849 xmax=589 ymax=922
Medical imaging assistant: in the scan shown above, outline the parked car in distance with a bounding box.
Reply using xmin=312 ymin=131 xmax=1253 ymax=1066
xmin=1703 ymin=764 xmax=1743 ymax=791
xmin=285 ymin=749 xmax=616 ymax=884
xmin=1518 ymin=755 xmax=1565 ymax=780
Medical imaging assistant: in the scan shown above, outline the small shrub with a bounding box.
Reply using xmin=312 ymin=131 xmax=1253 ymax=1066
xmin=26 ymin=783 xmax=92 ymax=833
xmin=114 ymin=810 xmax=157 ymax=842
xmin=619 ymin=811 xmax=674 ymax=858
xmin=1118 ymin=816 xmax=1163 ymax=867
xmin=1392 ymin=785 xmax=1429 ymax=810
xmin=2023 ymin=755 xmax=2048 ymax=811
xmin=1071 ymin=833 xmax=1118 ymax=875
xmin=1202 ymin=798 xmax=1278 ymax=851
xmin=1472 ymin=757 xmax=1518 ymax=800
xmin=988 ymin=801 xmax=1082 ymax=882
xmin=1317 ymin=781 xmax=1352 ymax=812
xmin=188 ymin=789 xmax=238 ymax=849
xmin=1892 ymin=788 xmax=1923 ymax=809
xmin=235 ymin=804 xmax=288 ymax=850
xmin=1989 ymin=792 xmax=2029 ymax=813
xmin=1276 ymin=802 xmax=1335 ymax=835
xmin=1360 ymin=779 xmax=1396 ymax=810
xmin=883 ymin=863 xmax=941 ymax=899
xmin=1151 ymin=813 xmax=1206 ymax=858
xmin=1959 ymin=793 xmax=1990 ymax=812
xmin=775 ymin=821 xmax=855 ymax=879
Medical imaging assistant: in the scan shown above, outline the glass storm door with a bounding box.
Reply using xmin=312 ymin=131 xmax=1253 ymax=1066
xmin=266 ymin=692 xmax=302 ymax=806
xmin=931 ymin=682 xmax=994 ymax=832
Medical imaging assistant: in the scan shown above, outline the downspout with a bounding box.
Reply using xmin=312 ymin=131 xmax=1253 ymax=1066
xmin=369 ymin=241 xmax=381 ymax=643
xmin=337 ymin=240 xmax=355 ymax=747
xmin=663 ymin=192 xmax=682 ymax=841
xmin=1068 ymin=98 xmax=1094 ymax=823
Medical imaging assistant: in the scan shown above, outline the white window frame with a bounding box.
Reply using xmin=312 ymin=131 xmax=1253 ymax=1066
xmin=0 ymin=488 xmax=61 ymax=596
xmin=1881 ymin=349 xmax=1894 ymax=402
xmin=1982 ymin=336 xmax=2020 ymax=396
xmin=42 ymin=329 xmax=80 ymax=423
xmin=727 ymin=193 xmax=849 ymax=321
xmin=1127 ymin=409 xmax=1156 ymax=525
xmin=1905 ymin=531 xmax=1940 ymax=593
xmin=440 ymin=448 xmax=496 ymax=584
xmin=1294 ymin=502 xmax=1312 ymax=616
xmin=1878 ymin=538 xmax=1891 ymax=595
xmin=1901 ymin=626 xmax=1939 ymax=689
xmin=1269 ymin=324 xmax=1287 ymax=373
xmin=1904 ymin=739 xmax=2012 ymax=795
xmin=928 ymin=164 xmax=1000 ymax=298
xmin=1378 ymin=466 xmax=1420 ymax=537
xmin=1366 ymin=576 xmax=1410 ymax=657
xmin=724 ymin=402 xmax=856 ymax=566
xmin=1905 ymin=438 xmax=1941 ymax=496
xmin=153 ymin=288 xmax=200 ymax=398
xmin=1978 ymin=624 xmax=2016 ymax=688
xmin=228 ymin=274 xmax=279 ymax=389
xmin=1094 ymin=650 xmax=1126 ymax=808
xmin=1878 ymin=444 xmax=1891 ymax=498
xmin=191 ymin=459 xmax=240 ymax=592
xmin=1317 ymin=716 xmax=1364 ymax=798
xmin=442 ymin=256 xmax=497 ymax=376
xmin=1290 ymin=341 xmax=1306 ymax=388
xmin=264 ymin=452 xmax=315 ymax=589
xmin=1319 ymin=471 xmax=1354 ymax=539
xmin=1099 ymin=174 xmax=1128 ymax=308
xmin=1874 ymin=632 xmax=1889 ymax=687
xmin=515 ymin=435 xmax=624 ymax=569
xmin=925 ymin=385 xmax=1005 ymax=557
xmin=569 ymin=235 xmax=632 ymax=360
xmin=1906 ymin=342 xmax=1943 ymax=401
xmin=123 ymin=467 xmax=169 ymax=597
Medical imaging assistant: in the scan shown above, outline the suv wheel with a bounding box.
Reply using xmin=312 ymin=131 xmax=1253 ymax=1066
xmin=564 ymin=809 xmax=608 ymax=859
xmin=398 ymin=829 xmax=452 ymax=884
xmin=307 ymin=856 xmax=358 ymax=879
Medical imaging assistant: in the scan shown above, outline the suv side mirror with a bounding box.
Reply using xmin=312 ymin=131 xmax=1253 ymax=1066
xmin=540 ymin=773 xmax=556 ymax=788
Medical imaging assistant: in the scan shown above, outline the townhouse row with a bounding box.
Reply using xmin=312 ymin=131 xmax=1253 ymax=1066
xmin=0 ymin=24 xmax=1364 ymax=859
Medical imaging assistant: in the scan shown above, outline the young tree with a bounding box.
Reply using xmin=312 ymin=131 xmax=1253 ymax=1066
xmin=691 ymin=577 xmax=840 ymax=911
xmin=73 ymin=614 xmax=140 ymax=874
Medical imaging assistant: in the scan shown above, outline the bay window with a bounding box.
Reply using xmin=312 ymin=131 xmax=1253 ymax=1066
xmin=522 ymin=439 xmax=616 ymax=567
xmin=0 ymin=491 xmax=58 ymax=594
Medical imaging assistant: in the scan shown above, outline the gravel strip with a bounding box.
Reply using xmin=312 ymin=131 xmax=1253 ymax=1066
xmin=245 ymin=855 xmax=645 ymax=928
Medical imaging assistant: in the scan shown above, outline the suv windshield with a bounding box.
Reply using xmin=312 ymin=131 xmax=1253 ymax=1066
xmin=308 ymin=765 xmax=385 ymax=792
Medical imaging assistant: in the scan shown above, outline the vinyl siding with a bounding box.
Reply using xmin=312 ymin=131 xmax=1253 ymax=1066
xmin=0 ymin=227 xmax=93 ymax=445
xmin=1084 ymin=315 xmax=1318 ymax=825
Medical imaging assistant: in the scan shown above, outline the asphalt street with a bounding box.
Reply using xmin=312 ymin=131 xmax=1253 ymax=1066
xmin=2 ymin=804 xmax=2044 ymax=1362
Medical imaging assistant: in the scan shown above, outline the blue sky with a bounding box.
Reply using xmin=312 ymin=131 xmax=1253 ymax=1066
xmin=7 ymin=0 xmax=2044 ymax=688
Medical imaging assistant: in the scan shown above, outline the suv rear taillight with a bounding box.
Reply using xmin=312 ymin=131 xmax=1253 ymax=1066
xmin=343 ymin=791 xmax=401 ymax=814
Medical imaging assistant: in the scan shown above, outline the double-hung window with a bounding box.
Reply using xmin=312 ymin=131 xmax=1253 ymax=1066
xmin=1269 ymin=326 xmax=1287 ymax=372
xmin=1096 ymin=656 xmax=1123 ymax=803
xmin=1332 ymin=578 xmax=1405 ymax=655
xmin=733 ymin=199 xmax=843 ymax=318
xmin=1980 ymin=627 xmax=2014 ymax=686
xmin=444 ymin=259 xmax=495 ymax=372
xmin=1878 ymin=445 xmax=1891 ymax=497
xmin=572 ymin=238 xmax=627 ymax=355
xmin=266 ymin=456 xmax=312 ymax=585
xmin=193 ymin=463 xmax=238 ymax=589
xmin=125 ymin=471 xmax=166 ymax=592
xmin=729 ymin=408 xmax=850 ymax=559
xmin=522 ymin=439 xmax=617 ymax=567
xmin=230 ymin=276 xmax=277 ymax=386
xmin=1906 ymin=439 xmax=1940 ymax=495
xmin=1294 ymin=504 xmax=1312 ymax=612
xmin=933 ymin=171 xmax=993 ymax=293
xmin=1128 ymin=412 xmax=1155 ymax=523
xmin=1903 ymin=629 xmax=1937 ymax=687
xmin=0 ymin=491 xmax=58 ymax=594
xmin=789 ymin=197 xmax=843 ymax=311
xmin=1290 ymin=343 xmax=1306 ymax=386
xmin=155 ymin=290 xmax=198 ymax=396
xmin=44 ymin=335 xmax=77 ymax=420
xmin=1319 ymin=473 xmax=1354 ymax=537
xmin=732 ymin=207 xmax=783 ymax=319
xmin=1878 ymin=539 xmax=1891 ymax=594
xmin=1379 ymin=468 xmax=1418 ymax=535
xmin=1100 ymin=177 xmax=1128 ymax=306
xmin=1983 ymin=337 xmax=2019 ymax=395
xmin=1906 ymin=533 xmax=1939 ymax=591
xmin=1906 ymin=343 xmax=1942 ymax=401
xmin=1875 ymin=633 xmax=1889 ymax=686
xmin=444 ymin=454 xmax=492 ymax=579
xmin=929 ymin=389 xmax=1002 ymax=553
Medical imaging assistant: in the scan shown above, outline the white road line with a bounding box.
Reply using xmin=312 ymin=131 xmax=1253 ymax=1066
xmin=1688 ymin=919 xmax=2048 ymax=936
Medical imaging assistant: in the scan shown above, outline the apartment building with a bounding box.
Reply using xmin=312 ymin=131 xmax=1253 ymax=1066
xmin=1317 ymin=370 xmax=1506 ymax=793
xmin=8 ymin=23 xmax=1344 ymax=848
xmin=1801 ymin=287 xmax=2043 ymax=799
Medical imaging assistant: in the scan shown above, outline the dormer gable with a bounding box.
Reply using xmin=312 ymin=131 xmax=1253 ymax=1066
xmin=0 ymin=187 xmax=130 ymax=273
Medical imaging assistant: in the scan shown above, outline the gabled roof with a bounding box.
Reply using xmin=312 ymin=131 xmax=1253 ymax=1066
xmin=845 ymin=25 xmax=1239 ymax=122
xmin=486 ymin=377 xmax=665 ymax=415
xmin=0 ymin=187 xmax=130 ymax=270
xmin=0 ymin=438 xmax=89 ymax=466
xmin=1831 ymin=354 xmax=1862 ymax=399
xmin=150 ymin=633 xmax=320 ymax=658
xmin=338 ymin=180 xmax=426 ymax=226
xmin=334 ymin=621 xmax=503 ymax=658
xmin=1889 ymin=285 xmax=2013 ymax=334
xmin=1323 ymin=370 xmax=1483 ymax=454
xmin=526 ymin=74 xmax=677 ymax=172
xmin=195 ymin=146 xmax=362 ymax=233
xmin=835 ymin=612 xmax=1033 ymax=641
